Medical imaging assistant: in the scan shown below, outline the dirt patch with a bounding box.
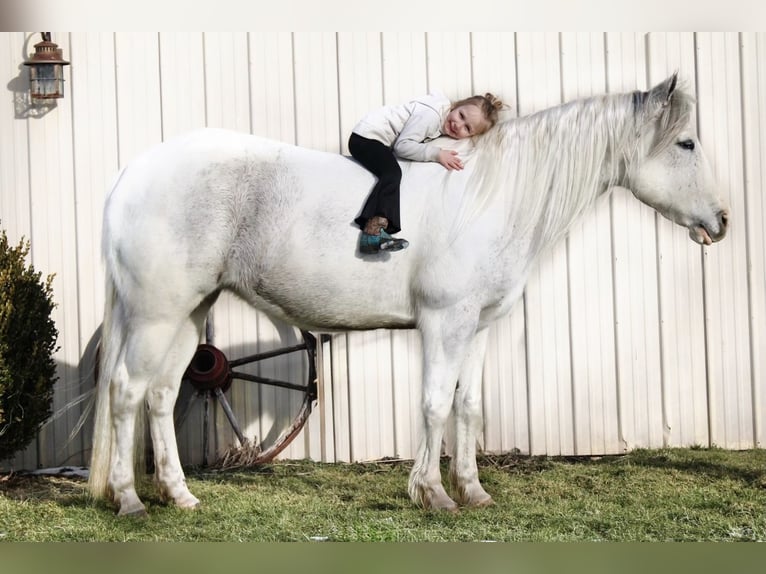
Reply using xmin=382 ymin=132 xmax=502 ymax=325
xmin=1 ymin=472 xmax=87 ymax=501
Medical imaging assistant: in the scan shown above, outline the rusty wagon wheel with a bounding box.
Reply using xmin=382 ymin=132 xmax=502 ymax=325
xmin=173 ymin=328 xmax=318 ymax=467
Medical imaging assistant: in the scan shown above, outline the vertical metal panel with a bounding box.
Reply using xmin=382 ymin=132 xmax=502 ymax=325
xmin=293 ymin=32 xmax=340 ymax=153
xmin=471 ymin=32 xmax=529 ymax=455
xmin=516 ymin=32 xmax=575 ymax=456
xmin=154 ymin=32 xmax=207 ymax=465
xmin=381 ymin=33 xmax=428 ymax=460
xmin=204 ymin=32 xmax=251 ymax=132
xmin=246 ymin=34 xmax=299 ymax=449
xmin=423 ymin=32 xmax=476 ymax=457
xmin=741 ymin=32 xmax=766 ymax=448
xmin=381 ymin=33 xmax=428 ymax=104
xmin=1 ymin=32 xmax=35 ymax=470
xmin=337 ymin=32 xmax=383 ymax=153
xmin=337 ymin=32 xmax=398 ymax=461
xmin=389 ymin=330 xmax=424 ymax=459
xmin=482 ymin=315 xmax=530 ymax=454
xmin=605 ymin=32 xmax=660 ymax=453
xmin=560 ymin=33 xmax=620 ymax=455
xmin=329 ymin=334 xmax=352 ymax=461
xmin=471 ymin=32 xmax=518 ymax=100
xmin=158 ymin=33 xmax=206 ymax=138
xmin=249 ymin=32 xmax=295 ymax=142
xmin=281 ymin=32 xmax=341 ymax=461
xmin=346 ymin=330 xmax=397 ymax=461
xmin=244 ymin=32 xmax=314 ymax=462
xmin=1 ymin=32 xmax=33 ymax=244
xmin=25 ymin=32 xmax=78 ymax=468
xmin=696 ymin=33 xmax=754 ymax=449
xmin=199 ymin=31 xmax=254 ymax=464
xmin=425 ymin=32 xmax=472 ymax=97
xmin=316 ymin=334 xmax=336 ymax=461
xmin=114 ymin=33 xmax=162 ymax=165
xmin=647 ymin=33 xmax=709 ymax=448
xmin=69 ymin=32 xmax=120 ymax=466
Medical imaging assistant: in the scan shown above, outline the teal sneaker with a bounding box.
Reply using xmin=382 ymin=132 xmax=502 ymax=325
xmin=359 ymin=230 xmax=409 ymax=254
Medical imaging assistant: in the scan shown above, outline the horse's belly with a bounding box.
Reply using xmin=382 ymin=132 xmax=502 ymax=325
xmin=243 ymin=279 xmax=416 ymax=332
xmin=236 ymin=241 xmax=418 ymax=331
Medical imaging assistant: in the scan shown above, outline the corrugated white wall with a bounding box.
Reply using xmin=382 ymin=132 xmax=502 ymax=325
xmin=1 ymin=32 xmax=763 ymax=470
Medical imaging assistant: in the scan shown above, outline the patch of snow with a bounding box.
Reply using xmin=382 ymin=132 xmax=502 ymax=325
xmin=24 ymin=466 xmax=89 ymax=479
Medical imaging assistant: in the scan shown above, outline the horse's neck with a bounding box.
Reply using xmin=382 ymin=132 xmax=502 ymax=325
xmin=489 ymin=95 xmax=635 ymax=254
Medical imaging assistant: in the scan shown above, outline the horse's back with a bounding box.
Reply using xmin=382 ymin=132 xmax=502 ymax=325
xmin=102 ymin=129 xmax=280 ymax=316
xmin=103 ymin=129 xmax=417 ymax=327
xmin=104 ymin=128 xmax=492 ymax=330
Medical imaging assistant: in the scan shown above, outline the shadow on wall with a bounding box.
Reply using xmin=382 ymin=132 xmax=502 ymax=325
xmin=0 ymin=322 xmax=313 ymax=472
xmin=7 ymin=32 xmax=60 ymax=120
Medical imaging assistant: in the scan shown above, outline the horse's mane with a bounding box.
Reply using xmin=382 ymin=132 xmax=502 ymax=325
xmin=453 ymin=82 xmax=695 ymax=254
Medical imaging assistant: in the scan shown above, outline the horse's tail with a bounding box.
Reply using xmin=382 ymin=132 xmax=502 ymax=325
xmin=88 ymin=266 xmax=120 ymax=499
xmin=88 ymin=170 xmax=146 ymax=500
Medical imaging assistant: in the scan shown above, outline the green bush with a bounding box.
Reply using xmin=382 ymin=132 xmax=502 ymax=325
xmin=0 ymin=229 xmax=58 ymax=462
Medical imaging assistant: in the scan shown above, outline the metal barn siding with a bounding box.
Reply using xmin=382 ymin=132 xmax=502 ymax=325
xmin=0 ymin=32 xmax=763 ymax=471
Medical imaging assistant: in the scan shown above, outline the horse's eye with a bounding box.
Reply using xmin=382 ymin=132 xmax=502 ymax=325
xmin=677 ymin=139 xmax=695 ymax=151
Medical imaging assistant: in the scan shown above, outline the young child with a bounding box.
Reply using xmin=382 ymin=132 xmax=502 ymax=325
xmin=349 ymin=92 xmax=505 ymax=254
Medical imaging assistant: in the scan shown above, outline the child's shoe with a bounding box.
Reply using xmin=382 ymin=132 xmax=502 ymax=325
xmin=360 ymin=216 xmax=409 ymax=254
xmin=359 ymin=230 xmax=409 ymax=254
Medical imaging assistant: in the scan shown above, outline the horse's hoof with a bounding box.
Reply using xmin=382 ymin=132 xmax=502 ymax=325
xmin=176 ymin=495 xmax=201 ymax=510
xmin=117 ymin=506 xmax=149 ymax=519
xmin=425 ymin=496 xmax=459 ymax=513
xmin=465 ymin=495 xmax=495 ymax=509
xmin=432 ymin=502 xmax=460 ymax=513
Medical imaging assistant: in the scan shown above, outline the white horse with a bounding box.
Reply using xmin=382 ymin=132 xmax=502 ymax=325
xmin=89 ymin=74 xmax=728 ymax=516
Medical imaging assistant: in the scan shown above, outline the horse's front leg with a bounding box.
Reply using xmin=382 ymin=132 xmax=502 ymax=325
xmin=409 ymin=306 xmax=479 ymax=511
xmin=449 ymin=327 xmax=493 ymax=507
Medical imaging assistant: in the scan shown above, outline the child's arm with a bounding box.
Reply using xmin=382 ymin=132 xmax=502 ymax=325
xmin=393 ymin=110 xmax=441 ymax=162
xmin=393 ymin=105 xmax=458 ymax=164
xmin=393 ymin=105 xmax=465 ymax=170
xmin=395 ymin=127 xmax=464 ymax=170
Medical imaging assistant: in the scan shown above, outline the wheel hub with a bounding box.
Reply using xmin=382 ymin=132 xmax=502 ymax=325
xmin=183 ymin=343 xmax=233 ymax=393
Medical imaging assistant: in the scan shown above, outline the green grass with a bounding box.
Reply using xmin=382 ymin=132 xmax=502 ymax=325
xmin=1 ymin=448 xmax=764 ymax=541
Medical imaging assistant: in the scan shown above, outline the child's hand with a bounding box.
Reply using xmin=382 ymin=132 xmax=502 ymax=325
xmin=437 ymin=149 xmax=464 ymax=171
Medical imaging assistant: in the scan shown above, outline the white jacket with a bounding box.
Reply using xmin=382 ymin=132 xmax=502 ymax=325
xmin=351 ymin=92 xmax=451 ymax=162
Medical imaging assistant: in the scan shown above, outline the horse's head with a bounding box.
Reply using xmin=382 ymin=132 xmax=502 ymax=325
xmin=627 ymin=73 xmax=729 ymax=245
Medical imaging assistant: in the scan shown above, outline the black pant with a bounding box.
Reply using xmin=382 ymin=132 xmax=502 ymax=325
xmin=349 ymin=133 xmax=402 ymax=234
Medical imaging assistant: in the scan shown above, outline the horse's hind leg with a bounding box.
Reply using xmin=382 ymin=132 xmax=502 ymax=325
xmin=146 ymin=302 xmax=212 ymax=510
xmin=449 ymin=328 xmax=493 ymax=508
xmin=109 ymin=321 xmax=180 ymax=517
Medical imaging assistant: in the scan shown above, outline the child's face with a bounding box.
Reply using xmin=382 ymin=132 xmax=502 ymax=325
xmin=442 ymin=104 xmax=488 ymax=139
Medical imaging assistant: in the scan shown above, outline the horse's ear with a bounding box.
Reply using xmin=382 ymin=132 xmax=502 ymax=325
xmin=646 ymin=72 xmax=679 ymax=114
xmin=667 ymin=72 xmax=678 ymax=96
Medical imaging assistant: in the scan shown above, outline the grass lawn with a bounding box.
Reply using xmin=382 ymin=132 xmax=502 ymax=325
xmin=1 ymin=447 xmax=764 ymax=542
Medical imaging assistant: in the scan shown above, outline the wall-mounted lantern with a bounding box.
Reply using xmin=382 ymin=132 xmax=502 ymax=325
xmin=23 ymin=33 xmax=70 ymax=100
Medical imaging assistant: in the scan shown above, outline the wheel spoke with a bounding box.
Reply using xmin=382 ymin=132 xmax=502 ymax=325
xmin=229 ymin=343 xmax=307 ymax=367
xmin=231 ymin=370 xmax=315 ymax=396
xmin=174 ymin=387 xmax=199 ymax=430
xmin=214 ymin=387 xmax=247 ymax=446
xmin=202 ymin=394 xmax=210 ymax=467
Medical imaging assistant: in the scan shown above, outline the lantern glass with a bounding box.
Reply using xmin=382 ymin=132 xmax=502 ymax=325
xmin=29 ymin=63 xmax=65 ymax=99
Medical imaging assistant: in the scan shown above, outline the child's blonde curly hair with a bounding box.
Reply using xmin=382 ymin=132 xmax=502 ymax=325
xmin=451 ymin=93 xmax=506 ymax=133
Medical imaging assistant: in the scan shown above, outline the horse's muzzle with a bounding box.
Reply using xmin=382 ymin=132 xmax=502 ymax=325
xmin=691 ymin=209 xmax=729 ymax=245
